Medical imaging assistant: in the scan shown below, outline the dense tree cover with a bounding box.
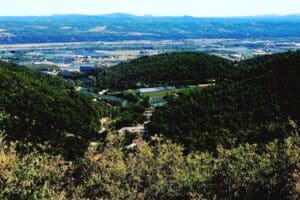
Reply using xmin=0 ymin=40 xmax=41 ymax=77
xmin=1 ymin=51 xmax=300 ymax=199
xmin=0 ymin=130 xmax=299 ymax=199
xmin=97 ymin=52 xmax=233 ymax=89
xmin=113 ymin=104 xmax=147 ymax=130
xmin=111 ymin=91 xmax=150 ymax=129
xmin=0 ymin=61 xmax=107 ymax=159
xmin=239 ymin=51 xmax=299 ymax=119
xmin=147 ymin=52 xmax=300 ymax=151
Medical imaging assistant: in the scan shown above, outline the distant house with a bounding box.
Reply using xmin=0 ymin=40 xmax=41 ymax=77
xmin=138 ymin=87 xmax=165 ymax=93
xmin=80 ymin=65 xmax=96 ymax=74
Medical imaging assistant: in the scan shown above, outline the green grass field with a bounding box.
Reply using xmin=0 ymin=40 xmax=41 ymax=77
xmin=143 ymin=88 xmax=192 ymax=98
xmin=27 ymin=64 xmax=60 ymax=70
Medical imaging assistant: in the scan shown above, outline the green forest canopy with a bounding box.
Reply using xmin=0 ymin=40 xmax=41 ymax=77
xmin=97 ymin=52 xmax=234 ymax=90
xmin=0 ymin=52 xmax=299 ymax=199
xmin=0 ymin=51 xmax=299 ymax=157
xmin=0 ymin=62 xmax=106 ymax=159
xmin=147 ymin=51 xmax=300 ymax=151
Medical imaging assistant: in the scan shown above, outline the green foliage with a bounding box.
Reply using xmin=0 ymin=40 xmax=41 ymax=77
xmin=0 ymin=61 xmax=103 ymax=159
xmin=0 ymin=111 xmax=10 ymax=131
xmin=26 ymin=64 xmax=60 ymax=71
xmin=97 ymin=52 xmax=233 ymax=89
xmin=111 ymin=91 xmax=150 ymax=129
xmin=0 ymin=51 xmax=299 ymax=199
xmin=0 ymin=137 xmax=68 ymax=200
xmin=69 ymin=133 xmax=300 ymax=199
xmin=0 ymin=129 xmax=299 ymax=199
xmin=114 ymin=104 xmax=147 ymax=130
xmin=114 ymin=90 xmax=141 ymax=103
xmin=148 ymin=52 xmax=300 ymax=151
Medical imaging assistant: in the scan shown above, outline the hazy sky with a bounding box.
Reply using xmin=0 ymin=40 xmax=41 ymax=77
xmin=1 ymin=0 xmax=300 ymax=17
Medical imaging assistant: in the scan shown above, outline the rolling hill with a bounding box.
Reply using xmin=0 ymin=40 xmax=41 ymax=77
xmin=97 ymin=52 xmax=233 ymax=89
xmin=147 ymin=51 xmax=300 ymax=151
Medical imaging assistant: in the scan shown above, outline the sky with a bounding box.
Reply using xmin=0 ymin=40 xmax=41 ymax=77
xmin=1 ymin=0 xmax=300 ymax=17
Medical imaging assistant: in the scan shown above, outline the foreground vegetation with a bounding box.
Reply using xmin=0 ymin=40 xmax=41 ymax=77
xmin=0 ymin=129 xmax=299 ymax=199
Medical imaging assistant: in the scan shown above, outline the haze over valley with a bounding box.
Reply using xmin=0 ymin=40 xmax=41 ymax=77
xmin=1 ymin=14 xmax=300 ymax=69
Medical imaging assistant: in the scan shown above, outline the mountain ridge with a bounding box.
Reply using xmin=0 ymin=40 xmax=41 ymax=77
xmin=1 ymin=12 xmax=300 ymax=19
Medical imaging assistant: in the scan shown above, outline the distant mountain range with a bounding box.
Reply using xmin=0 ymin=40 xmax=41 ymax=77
xmin=0 ymin=13 xmax=300 ymax=44
xmin=2 ymin=12 xmax=300 ymax=19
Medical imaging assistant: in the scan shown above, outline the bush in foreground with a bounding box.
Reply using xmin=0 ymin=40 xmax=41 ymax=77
xmin=1 ymin=129 xmax=299 ymax=200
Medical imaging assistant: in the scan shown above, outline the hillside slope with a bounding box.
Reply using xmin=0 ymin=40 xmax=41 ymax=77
xmin=0 ymin=53 xmax=299 ymax=199
xmin=147 ymin=51 xmax=300 ymax=151
xmin=0 ymin=61 xmax=103 ymax=158
xmin=97 ymin=52 xmax=233 ymax=89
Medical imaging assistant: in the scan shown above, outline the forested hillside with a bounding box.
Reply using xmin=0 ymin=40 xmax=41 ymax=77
xmin=97 ymin=52 xmax=233 ymax=89
xmin=0 ymin=62 xmax=107 ymax=158
xmin=147 ymin=51 xmax=300 ymax=151
xmin=0 ymin=52 xmax=299 ymax=199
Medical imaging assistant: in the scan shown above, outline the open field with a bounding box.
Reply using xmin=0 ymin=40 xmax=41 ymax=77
xmin=142 ymin=88 xmax=193 ymax=98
